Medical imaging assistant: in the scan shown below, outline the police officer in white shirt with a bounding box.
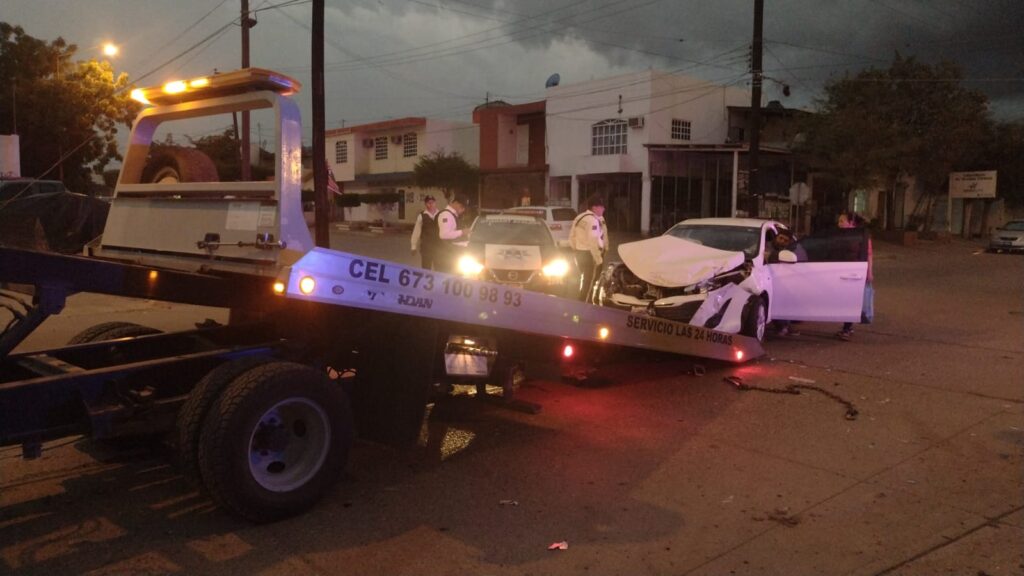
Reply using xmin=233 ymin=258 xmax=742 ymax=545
xmin=436 ymin=195 xmax=469 ymax=273
xmin=569 ymin=194 xmax=607 ymax=301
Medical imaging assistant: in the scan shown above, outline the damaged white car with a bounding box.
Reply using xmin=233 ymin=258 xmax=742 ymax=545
xmin=594 ymin=218 xmax=870 ymax=342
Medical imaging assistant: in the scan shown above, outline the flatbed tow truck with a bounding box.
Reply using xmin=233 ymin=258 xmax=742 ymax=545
xmin=0 ymin=69 xmax=763 ymax=522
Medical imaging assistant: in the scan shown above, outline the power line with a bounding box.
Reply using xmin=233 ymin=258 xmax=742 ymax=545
xmin=273 ymin=6 xmax=472 ymax=99
xmin=867 ymin=0 xmax=933 ymax=29
xmin=764 ymin=39 xmax=887 ymax=64
xmin=302 ymin=0 xmax=597 ymax=72
xmin=132 ymin=0 xmax=233 ymax=73
xmin=312 ymin=0 xmax=669 ymax=73
xmin=131 ymin=20 xmax=238 ymax=86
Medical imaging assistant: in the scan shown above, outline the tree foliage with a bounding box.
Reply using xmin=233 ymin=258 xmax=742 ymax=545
xmin=976 ymin=120 xmax=1024 ymax=208
xmin=0 ymin=23 xmax=140 ymax=192
xmin=798 ymin=54 xmax=990 ymax=228
xmin=413 ymin=150 xmax=478 ymax=201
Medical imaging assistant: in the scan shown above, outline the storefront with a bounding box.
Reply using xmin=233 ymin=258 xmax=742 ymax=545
xmin=646 ymin=144 xmax=799 ymax=234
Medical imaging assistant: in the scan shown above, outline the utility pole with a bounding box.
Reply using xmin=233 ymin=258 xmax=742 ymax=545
xmin=241 ymin=0 xmax=254 ymax=180
xmin=747 ymin=0 xmax=764 ymax=217
xmin=312 ymin=0 xmax=329 ymax=247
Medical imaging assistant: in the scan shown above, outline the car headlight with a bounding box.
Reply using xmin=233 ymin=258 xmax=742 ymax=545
xmin=542 ymin=258 xmax=570 ymax=278
xmin=457 ymin=254 xmax=484 ymax=277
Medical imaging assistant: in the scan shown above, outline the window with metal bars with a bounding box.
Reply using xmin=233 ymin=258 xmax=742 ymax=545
xmin=671 ymin=119 xmax=692 ymax=141
xmin=374 ymin=136 xmax=388 ymax=160
xmin=591 ymin=119 xmax=627 ymax=155
xmin=403 ymin=133 xmax=418 ymax=157
xmin=335 ymin=140 xmax=348 ymax=163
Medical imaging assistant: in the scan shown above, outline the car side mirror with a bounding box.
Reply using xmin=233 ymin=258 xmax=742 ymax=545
xmin=778 ymin=249 xmax=798 ymax=263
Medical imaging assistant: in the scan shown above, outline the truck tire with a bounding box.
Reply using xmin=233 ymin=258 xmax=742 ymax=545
xmin=740 ymin=295 xmax=768 ymax=343
xmin=196 ymin=361 xmax=352 ymax=522
xmin=352 ymin=315 xmax=438 ymax=446
xmin=67 ymin=322 xmax=162 ymax=344
xmin=176 ymin=356 xmax=276 ymax=486
xmin=142 ymin=148 xmax=219 ymax=184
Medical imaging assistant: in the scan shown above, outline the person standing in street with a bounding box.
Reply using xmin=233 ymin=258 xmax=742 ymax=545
xmin=410 ymin=195 xmax=439 ymax=270
xmin=569 ymin=194 xmax=607 ymax=302
xmin=436 ymin=195 xmax=469 ymax=273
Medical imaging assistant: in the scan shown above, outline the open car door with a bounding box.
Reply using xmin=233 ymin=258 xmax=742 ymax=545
xmin=768 ymin=228 xmax=870 ymax=322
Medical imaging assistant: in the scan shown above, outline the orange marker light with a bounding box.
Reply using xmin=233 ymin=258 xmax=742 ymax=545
xmin=272 ymin=281 xmax=286 ymax=295
xmin=130 ymin=88 xmax=151 ymax=105
xmin=299 ymin=276 xmax=316 ymax=295
xmin=163 ymin=80 xmax=187 ymax=94
xmin=147 ymin=270 xmax=158 ymax=281
xmin=735 ymin=350 xmax=745 ymax=361
xmin=598 ymin=327 xmax=610 ymax=340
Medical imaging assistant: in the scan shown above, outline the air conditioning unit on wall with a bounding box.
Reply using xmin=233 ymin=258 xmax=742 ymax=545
xmin=390 ymin=135 xmax=403 ymax=145
xmin=628 ymin=116 xmax=645 ymax=129
xmin=362 ymin=139 xmax=374 ymax=148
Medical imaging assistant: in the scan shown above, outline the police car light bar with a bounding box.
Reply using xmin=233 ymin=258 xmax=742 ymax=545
xmin=130 ymin=68 xmax=301 ymax=106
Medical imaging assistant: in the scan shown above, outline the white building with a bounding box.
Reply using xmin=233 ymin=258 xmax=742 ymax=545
xmin=546 ymin=70 xmax=794 ymax=235
xmin=326 ymin=117 xmax=479 ymax=225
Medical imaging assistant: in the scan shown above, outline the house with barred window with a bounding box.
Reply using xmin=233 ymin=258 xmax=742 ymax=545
xmin=545 ymin=70 xmax=807 ymax=235
xmin=326 ymin=117 xmax=478 ymax=225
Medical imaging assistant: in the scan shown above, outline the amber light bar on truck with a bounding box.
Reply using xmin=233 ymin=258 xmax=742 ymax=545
xmin=130 ymin=68 xmax=301 ymax=106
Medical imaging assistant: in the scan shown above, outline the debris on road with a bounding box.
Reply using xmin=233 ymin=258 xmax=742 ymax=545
xmin=499 ymin=499 xmax=519 ymax=506
xmin=724 ymin=375 xmax=860 ymax=420
xmin=787 ymin=376 xmax=816 ymax=384
xmin=752 ymin=508 xmax=801 ymax=527
xmin=548 ymin=541 xmax=569 ymax=551
xmin=724 ymin=375 xmax=746 ymax=389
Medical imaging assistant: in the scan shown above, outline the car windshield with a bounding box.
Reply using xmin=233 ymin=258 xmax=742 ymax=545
xmin=1004 ymin=221 xmax=1024 ymax=231
xmin=664 ymin=224 xmax=761 ymax=257
xmin=470 ymin=219 xmax=552 ymax=245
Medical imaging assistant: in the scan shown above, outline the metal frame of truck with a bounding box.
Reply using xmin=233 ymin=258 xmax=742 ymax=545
xmin=0 ymin=69 xmax=762 ymax=522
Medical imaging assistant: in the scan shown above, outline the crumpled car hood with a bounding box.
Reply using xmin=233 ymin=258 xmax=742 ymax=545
xmin=618 ymin=235 xmax=746 ymax=287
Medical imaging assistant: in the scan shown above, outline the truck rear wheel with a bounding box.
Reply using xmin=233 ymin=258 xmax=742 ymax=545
xmin=196 ymin=361 xmax=352 ymax=522
xmin=176 ymin=356 xmax=275 ymax=485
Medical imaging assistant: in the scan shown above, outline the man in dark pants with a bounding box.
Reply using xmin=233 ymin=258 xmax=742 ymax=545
xmin=569 ymin=194 xmax=607 ymax=302
xmin=410 ymin=195 xmax=439 ymax=269
xmin=436 ymin=195 xmax=468 ymax=273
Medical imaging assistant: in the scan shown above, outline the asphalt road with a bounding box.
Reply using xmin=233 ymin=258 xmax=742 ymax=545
xmin=1 ymin=228 xmax=1022 ymax=575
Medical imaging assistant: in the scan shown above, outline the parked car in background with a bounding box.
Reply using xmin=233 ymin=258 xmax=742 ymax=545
xmin=503 ymin=205 xmax=577 ymax=247
xmin=594 ymin=217 xmax=871 ymax=342
xmin=988 ymin=220 xmax=1024 ymax=253
xmin=456 ymin=213 xmax=578 ymax=297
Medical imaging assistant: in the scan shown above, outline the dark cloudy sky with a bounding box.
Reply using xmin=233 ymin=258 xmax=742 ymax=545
xmin=6 ymin=0 xmax=1023 ymax=144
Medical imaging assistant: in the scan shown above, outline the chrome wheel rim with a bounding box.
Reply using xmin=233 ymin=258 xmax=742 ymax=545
xmin=248 ymin=398 xmax=330 ymax=492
